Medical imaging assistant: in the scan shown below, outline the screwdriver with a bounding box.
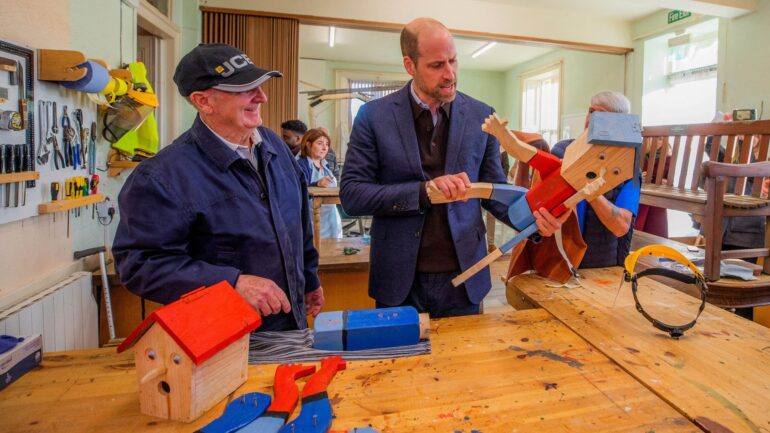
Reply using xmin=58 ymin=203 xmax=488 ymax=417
xmin=19 ymin=144 xmax=26 ymax=206
xmin=11 ymin=144 xmax=18 ymax=207
xmin=4 ymin=145 xmax=11 ymax=207
xmin=50 ymin=181 xmax=60 ymax=222
xmin=0 ymin=145 xmax=4 ymax=206
xmin=65 ymin=178 xmax=73 ymax=237
xmin=90 ymin=174 xmax=99 ymax=218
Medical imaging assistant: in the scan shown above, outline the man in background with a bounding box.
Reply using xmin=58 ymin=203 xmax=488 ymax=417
xmin=281 ymin=119 xmax=307 ymax=156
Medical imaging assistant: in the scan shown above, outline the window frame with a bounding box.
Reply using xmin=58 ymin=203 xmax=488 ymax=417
xmin=519 ymin=60 xmax=563 ymax=145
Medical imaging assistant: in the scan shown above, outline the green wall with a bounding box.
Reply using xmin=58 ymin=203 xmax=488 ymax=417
xmin=721 ymin=0 xmax=770 ymax=117
xmin=501 ymin=49 xmax=627 ymax=131
xmin=629 ymin=0 xmax=770 ymax=120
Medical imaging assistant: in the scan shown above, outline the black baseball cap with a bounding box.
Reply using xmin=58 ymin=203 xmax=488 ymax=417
xmin=173 ymin=43 xmax=282 ymax=96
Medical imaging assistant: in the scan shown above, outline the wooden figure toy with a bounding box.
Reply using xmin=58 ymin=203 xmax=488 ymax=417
xmin=429 ymin=112 xmax=642 ymax=286
xmin=117 ymin=281 xmax=262 ymax=422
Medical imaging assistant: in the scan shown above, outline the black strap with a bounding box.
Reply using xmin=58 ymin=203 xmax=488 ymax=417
xmin=629 ymin=268 xmax=708 ymax=339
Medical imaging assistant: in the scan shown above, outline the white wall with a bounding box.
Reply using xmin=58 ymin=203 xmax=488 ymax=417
xmin=629 ymin=0 xmax=770 ymax=120
xmin=0 ymin=0 xmax=196 ymax=310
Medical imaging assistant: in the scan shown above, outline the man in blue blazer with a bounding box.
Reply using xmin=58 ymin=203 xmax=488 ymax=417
xmin=340 ymin=18 xmax=511 ymax=317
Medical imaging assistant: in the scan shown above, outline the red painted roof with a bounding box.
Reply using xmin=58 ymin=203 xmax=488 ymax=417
xmin=117 ymin=281 xmax=261 ymax=365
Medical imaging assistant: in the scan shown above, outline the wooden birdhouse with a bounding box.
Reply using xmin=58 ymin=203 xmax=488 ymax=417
xmin=117 ymin=281 xmax=261 ymax=422
xmin=561 ymin=112 xmax=642 ymax=199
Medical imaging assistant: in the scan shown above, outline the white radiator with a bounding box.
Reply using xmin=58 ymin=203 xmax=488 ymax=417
xmin=0 ymin=272 xmax=98 ymax=352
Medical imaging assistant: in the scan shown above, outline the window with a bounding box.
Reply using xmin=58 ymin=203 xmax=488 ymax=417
xmin=641 ymin=18 xmax=719 ymax=237
xmin=348 ymin=79 xmax=404 ymax=126
xmin=146 ymin=0 xmax=171 ymax=18
xmin=520 ymin=63 xmax=562 ymax=145
xmin=333 ymin=70 xmax=409 ymax=159
xmin=642 ymin=19 xmax=718 ymax=126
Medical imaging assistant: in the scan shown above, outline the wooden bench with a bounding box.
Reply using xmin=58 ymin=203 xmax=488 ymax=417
xmin=640 ymin=119 xmax=770 ymax=280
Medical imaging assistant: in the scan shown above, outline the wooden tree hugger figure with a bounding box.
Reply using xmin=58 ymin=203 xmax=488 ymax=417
xmin=429 ymin=112 xmax=642 ymax=286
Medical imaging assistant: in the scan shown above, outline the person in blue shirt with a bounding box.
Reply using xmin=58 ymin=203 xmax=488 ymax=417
xmin=536 ymin=91 xmax=640 ymax=268
xmin=297 ymin=128 xmax=343 ymax=238
xmin=113 ymin=44 xmax=324 ymax=331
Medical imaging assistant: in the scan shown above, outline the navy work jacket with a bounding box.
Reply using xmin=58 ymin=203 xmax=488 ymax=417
xmin=113 ymin=116 xmax=320 ymax=329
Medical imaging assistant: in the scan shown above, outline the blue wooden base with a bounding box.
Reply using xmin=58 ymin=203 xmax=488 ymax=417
xmin=313 ymin=307 xmax=421 ymax=351
xmin=195 ymin=392 xmax=271 ymax=433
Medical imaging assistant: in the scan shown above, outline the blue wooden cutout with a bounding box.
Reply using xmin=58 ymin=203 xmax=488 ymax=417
xmin=194 ymin=392 xmax=271 ymax=433
xmin=278 ymin=398 xmax=333 ymax=433
xmin=236 ymin=414 xmax=285 ymax=433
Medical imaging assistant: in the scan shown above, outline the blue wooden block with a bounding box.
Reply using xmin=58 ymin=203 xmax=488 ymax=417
xmin=346 ymin=306 xmax=420 ymax=351
xmin=313 ymin=311 xmax=344 ymax=351
xmin=587 ymin=112 xmax=642 ymax=147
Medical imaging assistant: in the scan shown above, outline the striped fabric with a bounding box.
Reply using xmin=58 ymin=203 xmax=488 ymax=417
xmin=248 ymin=329 xmax=431 ymax=364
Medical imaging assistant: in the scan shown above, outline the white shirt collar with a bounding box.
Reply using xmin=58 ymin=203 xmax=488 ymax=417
xmin=410 ymin=82 xmax=432 ymax=111
xmin=200 ymin=118 xmax=263 ymax=156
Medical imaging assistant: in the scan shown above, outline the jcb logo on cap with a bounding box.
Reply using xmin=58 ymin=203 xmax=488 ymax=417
xmin=216 ymin=54 xmax=254 ymax=77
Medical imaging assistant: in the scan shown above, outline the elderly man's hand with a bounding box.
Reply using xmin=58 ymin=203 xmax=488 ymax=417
xmin=305 ymin=286 xmax=325 ymax=318
xmin=533 ymin=207 xmax=571 ymax=237
xmin=235 ymin=274 xmax=291 ymax=316
xmin=431 ymin=172 xmax=471 ymax=201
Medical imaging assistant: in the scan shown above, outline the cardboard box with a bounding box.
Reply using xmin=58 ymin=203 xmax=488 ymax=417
xmin=0 ymin=335 xmax=42 ymax=391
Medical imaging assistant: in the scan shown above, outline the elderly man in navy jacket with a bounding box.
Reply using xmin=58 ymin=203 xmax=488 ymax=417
xmin=341 ymin=18 xmax=511 ymax=317
xmin=113 ymin=44 xmax=324 ymax=331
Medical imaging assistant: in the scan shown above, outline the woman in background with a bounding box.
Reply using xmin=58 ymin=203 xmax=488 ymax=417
xmin=297 ymin=128 xmax=343 ymax=238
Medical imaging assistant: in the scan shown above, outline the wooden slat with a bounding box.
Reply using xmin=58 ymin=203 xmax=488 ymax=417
xmin=643 ymin=137 xmax=659 ymax=183
xmin=676 ymin=135 xmax=692 ymax=189
xmin=37 ymin=194 xmax=105 ymax=214
xmin=642 ymin=119 xmax=770 ymax=137
xmin=724 ymin=135 xmax=737 ymax=164
xmin=753 ymin=134 xmax=770 ymax=197
xmin=691 ymin=135 xmax=706 ymax=190
xmin=508 ymin=268 xmax=770 ymax=433
xmin=654 ymin=136 xmax=672 ymax=185
xmin=734 ymin=135 xmax=753 ymax=195
xmin=709 ymin=135 xmax=722 ymax=161
xmin=668 ymin=135 xmax=682 ymax=187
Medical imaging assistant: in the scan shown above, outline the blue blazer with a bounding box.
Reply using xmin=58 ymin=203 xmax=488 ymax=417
xmin=340 ymin=84 xmax=511 ymax=305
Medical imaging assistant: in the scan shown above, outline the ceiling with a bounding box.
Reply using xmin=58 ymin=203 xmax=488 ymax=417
xmin=300 ymin=25 xmax=555 ymax=72
xmin=472 ymin=0 xmax=756 ymax=19
xmin=474 ymin=0 xmax=663 ymax=20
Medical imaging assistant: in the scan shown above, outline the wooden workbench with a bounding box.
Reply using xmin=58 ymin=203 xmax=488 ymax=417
xmin=508 ymin=267 xmax=770 ymax=433
xmin=631 ymin=231 xmax=770 ymax=309
xmin=316 ymin=237 xmax=374 ymax=324
xmin=0 ymin=309 xmax=700 ymax=432
xmin=308 ymin=186 xmax=341 ymax=250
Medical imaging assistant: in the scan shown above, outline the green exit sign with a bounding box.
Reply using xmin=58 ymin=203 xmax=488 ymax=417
xmin=668 ymin=10 xmax=692 ymax=24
